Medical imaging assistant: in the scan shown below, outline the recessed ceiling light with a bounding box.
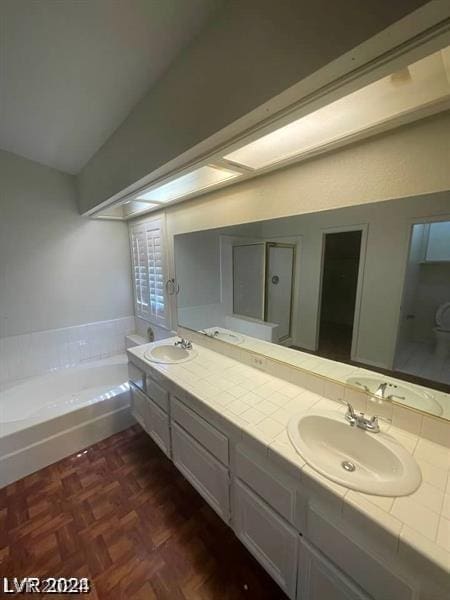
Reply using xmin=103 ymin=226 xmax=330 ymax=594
xmin=136 ymin=165 xmax=240 ymax=204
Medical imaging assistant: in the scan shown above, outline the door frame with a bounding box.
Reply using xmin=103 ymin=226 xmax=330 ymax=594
xmin=264 ymin=242 xmax=297 ymax=342
xmin=316 ymin=223 xmax=369 ymax=360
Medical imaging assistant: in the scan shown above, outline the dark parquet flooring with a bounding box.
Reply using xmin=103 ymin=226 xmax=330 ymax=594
xmin=0 ymin=425 xmax=287 ymax=599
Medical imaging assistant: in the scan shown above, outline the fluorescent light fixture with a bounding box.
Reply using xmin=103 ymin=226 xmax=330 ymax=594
xmin=137 ymin=165 xmax=240 ymax=204
xmin=224 ymin=48 xmax=450 ymax=170
xmin=122 ymin=200 xmax=161 ymax=217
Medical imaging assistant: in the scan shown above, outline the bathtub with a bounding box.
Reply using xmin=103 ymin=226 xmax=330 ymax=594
xmin=0 ymin=354 xmax=133 ymax=488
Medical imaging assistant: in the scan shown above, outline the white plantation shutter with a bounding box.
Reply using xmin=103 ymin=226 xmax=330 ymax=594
xmin=130 ymin=217 xmax=169 ymax=328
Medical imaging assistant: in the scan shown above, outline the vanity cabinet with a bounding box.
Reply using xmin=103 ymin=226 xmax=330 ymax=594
xmin=307 ymin=507 xmax=415 ymax=600
xmin=235 ymin=445 xmax=296 ymax=523
xmin=128 ymin=359 xmax=428 ymax=600
xmin=130 ymin=384 xmax=151 ymax=431
xmin=147 ymin=398 xmax=170 ymax=456
xmin=233 ymin=479 xmax=298 ymax=599
xmin=171 ymin=422 xmax=230 ymax=522
xmin=171 ymin=396 xmax=229 ymax=465
xmin=130 ymin=384 xmax=170 ymax=457
xmin=145 ymin=374 xmax=169 ymax=412
xmin=298 ymin=539 xmax=369 ymax=600
xmin=128 ymin=362 xmax=147 ymax=393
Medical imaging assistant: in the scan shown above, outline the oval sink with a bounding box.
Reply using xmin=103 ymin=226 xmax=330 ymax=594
xmin=347 ymin=376 xmax=442 ymax=416
xmin=288 ymin=411 xmax=421 ymax=496
xmin=144 ymin=344 xmax=198 ymax=365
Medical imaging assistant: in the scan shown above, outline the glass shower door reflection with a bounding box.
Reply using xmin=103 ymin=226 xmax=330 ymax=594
xmin=232 ymin=243 xmax=265 ymax=319
xmin=265 ymin=244 xmax=295 ymax=341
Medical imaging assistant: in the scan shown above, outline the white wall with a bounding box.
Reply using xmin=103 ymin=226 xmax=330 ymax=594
xmin=0 ymin=150 xmax=133 ymax=338
xmin=174 ymin=230 xmax=221 ymax=308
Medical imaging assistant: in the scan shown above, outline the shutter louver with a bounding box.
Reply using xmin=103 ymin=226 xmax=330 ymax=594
xmin=130 ymin=219 xmax=169 ymax=328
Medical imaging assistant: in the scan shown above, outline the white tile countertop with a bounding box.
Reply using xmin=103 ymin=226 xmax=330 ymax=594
xmin=127 ymin=338 xmax=450 ymax=586
xmin=200 ymin=330 xmax=450 ymax=420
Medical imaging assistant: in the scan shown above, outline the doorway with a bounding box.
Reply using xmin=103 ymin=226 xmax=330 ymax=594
xmin=318 ymin=230 xmax=363 ymax=361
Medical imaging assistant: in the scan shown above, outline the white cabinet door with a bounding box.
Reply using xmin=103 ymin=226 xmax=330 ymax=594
xmin=234 ymin=479 xmax=298 ymax=599
xmin=130 ymin=385 xmax=151 ymax=432
xmin=298 ymin=539 xmax=369 ymax=600
xmin=131 ymin=385 xmax=170 ymax=456
xmin=147 ymin=400 xmax=170 ymax=457
xmin=171 ymin=423 xmax=230 ymax=522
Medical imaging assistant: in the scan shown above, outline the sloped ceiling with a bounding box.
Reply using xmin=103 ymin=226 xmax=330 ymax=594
xmin=0 ymin=0 xmax=223 ymax=174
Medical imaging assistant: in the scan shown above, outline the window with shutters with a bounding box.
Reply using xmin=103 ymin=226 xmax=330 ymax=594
xmin=129 ymin=217 xmax=170 ymax=329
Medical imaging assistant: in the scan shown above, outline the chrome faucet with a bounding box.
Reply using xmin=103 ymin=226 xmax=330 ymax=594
xmin=174 ymin=338 xmax=193 ymax=350
xmin=345 ymin=402 xmax=380 ymax=433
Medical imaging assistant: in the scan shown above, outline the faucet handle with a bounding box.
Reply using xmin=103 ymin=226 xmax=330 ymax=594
xmin=345 ymin=402 xmax=357 ymax=426
xmin=346 ymin=402 xmax=356 ymax=418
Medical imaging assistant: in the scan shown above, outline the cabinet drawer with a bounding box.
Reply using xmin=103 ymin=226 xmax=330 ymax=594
xmin=236 ymin=445 xmax=295 ymax=523
xmin=146 ymin=375 xmax=169 ymax=412
xmin=307 ymin=507 xmax=415 ymax=600
xmin=172 ymin=397 xmax=228 ymax=465
xmin=234 ymin=479 xmax=298 ymax=599
xmin=148 ymin=400 xmax=170 ymax=457
xmin=172 ymin=423 xmax=230 ymax=522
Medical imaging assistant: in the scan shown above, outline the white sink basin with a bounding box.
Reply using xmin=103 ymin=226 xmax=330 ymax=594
xmin=347 ymin=376 xmax=442 ymax=416
xmin=144 ymin=344 xmax=198 ymax=364
xmin=288 ymin=411 xmax=421 ymax=496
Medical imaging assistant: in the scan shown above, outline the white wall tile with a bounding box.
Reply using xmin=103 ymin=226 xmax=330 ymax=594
xmin=0 ymin=316 xmax=135 ymax=385
xmin=420 ymin=415 xmax=450 ymax=448
xmin=343 ymin=387 xmax=367 ymax=413
xmin=391 ymin=405 xmax=423 ymax=436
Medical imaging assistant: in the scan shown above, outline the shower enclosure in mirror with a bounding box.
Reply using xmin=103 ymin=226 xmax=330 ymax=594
xmin=232 ymin=242 xmax=295 ymax=341
xmin=174 ymin=192 xmax=450 ymax=420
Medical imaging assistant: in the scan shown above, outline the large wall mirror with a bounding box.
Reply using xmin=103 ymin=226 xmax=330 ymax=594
xmin=174 ymin=192 xmax=450 ymax=420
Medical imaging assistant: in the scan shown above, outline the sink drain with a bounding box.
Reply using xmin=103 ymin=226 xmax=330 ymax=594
xmin=341 ymin=460 xmax=356 ymax=472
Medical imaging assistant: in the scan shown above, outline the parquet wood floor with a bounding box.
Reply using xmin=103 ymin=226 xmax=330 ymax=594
xmin=0 ymin=425 xmax=287 ymax=599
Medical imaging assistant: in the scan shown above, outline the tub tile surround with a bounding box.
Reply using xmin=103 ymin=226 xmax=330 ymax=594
xmin=128 ymin=337 xmax=450 ymax=594
xmin=0 ymin=316 xmax=135 ymax=386
xmin=179 ymin=327 xmax=450 ymax=444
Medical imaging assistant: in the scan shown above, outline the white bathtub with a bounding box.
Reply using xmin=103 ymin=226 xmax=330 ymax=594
xmin=0 ymin=354 xmax=133 ymax=488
